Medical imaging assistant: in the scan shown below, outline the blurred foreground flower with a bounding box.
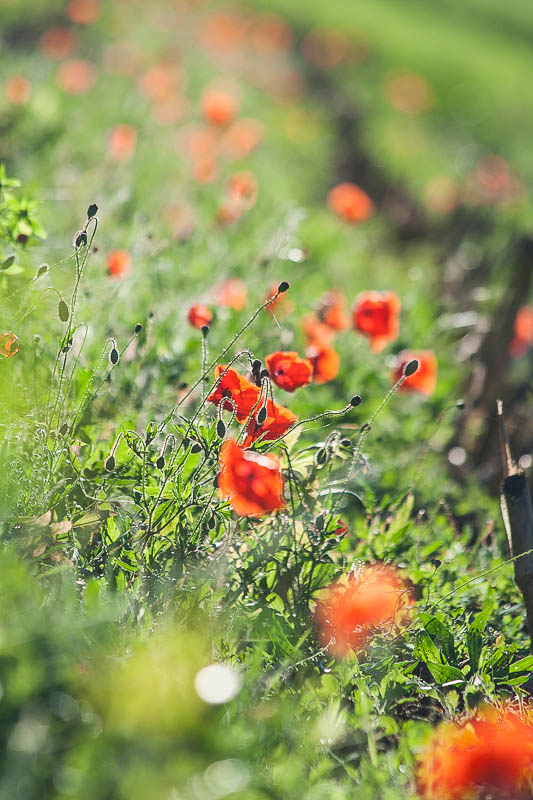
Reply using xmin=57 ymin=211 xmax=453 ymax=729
xmin=187 ymin=304 xmax=212 ymax=330
xmin=107 ymin=249 xmax=131 ymax=280
xmin=394 ymin=349 xmax=437 ymax=395
xmin=202 ymin=87 xmax=238 ymax=127
xmin=56 ymin=59 xmax=97 ymax=94
xmin=108 ymin=124 xmax=137 ymax=161
xmin=317 ymin=289 xmax=349 ymax=331
xmin=353 ymin=291 xmax=401 ymax=352
xmin=315 ymin=564 xmax=411 ymax=658
xmin=218 ymin=439 xmax=285 ymax=516
xmin=417 ymin=706 xmax=533 ymax=800
xmin=328 ymin=182 xmax=374 ymax=223
xmin=265 ymin=351 xmax=313 ymax=392
xmin=0 ymin=332 xmax=19 ymax=359
xmin=5 ymin=75 xmax=32 ymax=105
xmin=510 ymin=305 xmax=533 ymax=358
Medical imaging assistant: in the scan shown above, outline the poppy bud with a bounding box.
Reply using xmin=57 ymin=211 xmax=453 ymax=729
xmin=350 ymin=394 xmax=362 ymax=407
xmin=156 ymin=455 xmax=165 ymax=469
xmin=37 ymin=264 xmax=48 ymax=278
xmin=260 ymin=369 xmax=269 ymax=380
xmin=87 ymin=203 xmax=98 ymax=219
xmin=105 ymin=455 xmax=115 ymax=471
xmin=60 ymin=423 xmax=68 ymax=435
xmin=278 ymin=281 xmax=289 ymax=293
xmin=191 ymin=442 xmax=202 ymax=454
xmin=216 ymin=419 xmax=226 ymax=438
xmin=207 ymin=515 xmax=216 ymax=530
xmin=201 ymin=325 xmax=210 ymax=337
xmin=403 ymin=359 xmax=419 ymax=377
xmin=257 ymin=405 xmax=267 ymax=424
xmin=134 ymin=323 xmax=143 ymax=334
xmin=58 ymin=300 xmax=69 ymax=322
xmin=252 ymin=359 xmax=262 ymax=372
xmin=110 ymin=348 xmax=119 ymax=365
xmin=75 ymin=231 xmax=87 ymax=248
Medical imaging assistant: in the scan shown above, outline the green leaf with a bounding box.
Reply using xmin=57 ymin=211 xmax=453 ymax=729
xmin=424 ymin=661 xmax=465 ymax=685
xmin=414 ymin=630 xmax=442 ymax=664
xmin=418 ymin=614 xmax=457 ymax=664
xmin=509 ymin=655 xmax=533 ymax=673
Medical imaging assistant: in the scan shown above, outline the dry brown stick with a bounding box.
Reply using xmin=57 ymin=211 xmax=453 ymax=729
xmin=498 ymin=400 xmax=533 ymax=652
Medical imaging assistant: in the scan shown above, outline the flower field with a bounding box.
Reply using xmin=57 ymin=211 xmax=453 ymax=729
xmin=2 ymin=0 xmax=533 ymax=797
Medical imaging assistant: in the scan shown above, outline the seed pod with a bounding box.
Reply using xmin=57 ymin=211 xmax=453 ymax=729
xmin=404 ymin=359 xmax=419 ymax=377
xmin=58 ymin=300 xmax=69 ymax=322
xmin=216 ymin=419 xmax=226 ymax=438
xmin=87 ymin=203 xmax=98 ymax=219
xmin=350 ymin=394 xmax=362 ymax=407
xmin=110 ymin=348 xmax=119 ymax=365
xmin=134 ymin=323 xmax=143 ymax=334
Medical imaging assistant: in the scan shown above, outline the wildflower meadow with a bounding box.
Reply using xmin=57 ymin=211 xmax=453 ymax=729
xmin=2 ymin=0 xmax=533 ymax=798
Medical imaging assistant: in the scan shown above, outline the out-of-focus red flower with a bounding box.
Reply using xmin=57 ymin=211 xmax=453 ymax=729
xmin=244 ymin=399 xmax=297 ymax=445
xmin=201 ymin=13 xmax=248 ymax=53
xmin=207 ymin=365 xmax=260 ymax=422
xmin=302 ymin=28 xmax=351 ymax=69
xmin=0 ymin=332 xmax=19 ymax=358
xmin=301 ymin=314 xmax=336 ymax=346
xmin=193 ymin=157 xmax=218 ymax=185
xmin=306 ymin=344 xmax=340 ymax=384
xmin=202 ymin=87 xmax=238 ymax=127
xmin=220 ymin=118 xmax=263 ymax=159
xmin=265 ymin=351 xmax=313 ymax=392
xmin=180 ymin=124 xmax=218 ymax=159
xmin=472 ymin=155 xmax=524 ymax=205
xmin=137 ymin=63 xmax=181 ymax=103
xmin=353 ymin=291 xmax=401 ymax=353
xmin=249 ymin=14 xmax=292 ymax=52
xmin=317 ymin=290 xmax=349 ymax=331
xmin=265 ymin=284 xmax=294 ymax=316
xmin=216 ymin=278 xmax=247 ymax=311
xmin=39 ymin=27 xmax=78 ymax=60
xmin=328 ymin=182 xmax=374 ymax=223
xmin=67 ymin=0 xmax=99 ymax=25
xmin=152 ymin=95 xmax=188 ymax=125
xmin=107 ymin=124 xmax=137 ymax=161
xmin=218 ymin=439 xmax=285 ymax=517
xmin=227 ymin=171 xmax=258 ymax=209
xmin=56 ymin=59 xmax=97 ymax=94
xmin=187 ymin=304 xmax=213 ymax=330
xmin=417 ymin=706 xmax=533 ymax=800
xmin=107 ymin=250 xmax=131 ymax=280
xmin=5 ymin=75 xmax=32 ymax=105
xmin=164 ymin=203 xmax=196 ymax=241
xmin=384 ymin=71 xmax=434 ymax=115
xmin=314 ymin=564 xmax=411 ymax=658
xmin=510 ymin=306 xmax=533 ymax=358
xmin=393 ymin=349 xmax=437 ymax=395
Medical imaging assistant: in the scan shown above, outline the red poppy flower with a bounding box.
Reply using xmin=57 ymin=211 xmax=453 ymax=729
xmin=227 ymin=172 xmax=258 ymax=210
xmin=221 ymin=118 xmax=263 ymax=159
xmin=218 ymin=439 xmax=285 ymax=516
xmin=5 ymin=76 xmax=32 ymax=105
xmin=39 ymin=27 xmax=78 ymax=60
xmin=187 ymin=304 xmax=213 ymax=330
xmin=301 ymin=314 xmax=336 ymax=346
xmin=202 ymin=88 xmax=237 ymax=127
xmin=206 ymin=365 xmax=260 ymax=422
xmin=0 ymin=332 xmax=19 ymax=358
xmin=328 ymin=182 xmax=374 ymax=222
xmin=107 ymin=249 xmax=131 ymax=279
xmin=510 ymin=306 xmax=533 ymax=358
xmin=417 ymin=706 xmax=533 ymax=800
xmin=216 ymin=278 xmax=247 ymax=311
xmin=108 ymin=124 xmax=137 ymax=162
xmin=243 ymin=399 xmax=297 ymax=445
xmin=317 ymin=290 xmax=349 ymax=331
xmin=314 ymin=564 xmax=411 ymax=658
xmin=306 ymin=344 xmax=340 ymax=384
xmin=265 ymin=351 xmax=313 ymax=392
xmin=353 ymin=291 xmax=401 ymax=352
xmin=394 ymin=349 xmax=437 ymax=395
xmin=56 ymin=59 xmax=97 ymax=94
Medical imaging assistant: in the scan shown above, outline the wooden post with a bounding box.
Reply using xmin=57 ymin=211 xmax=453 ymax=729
xmin=498 ymin=400 xmax=533 ymax=652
